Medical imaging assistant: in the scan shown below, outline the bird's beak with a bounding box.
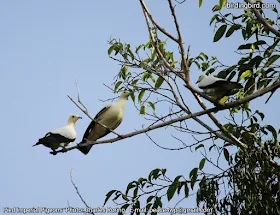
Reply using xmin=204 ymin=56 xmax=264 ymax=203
xmin=78 ymin=117 xmax=82 ymax=119
xmin=195 ymin=80 xmax=199 ymax=84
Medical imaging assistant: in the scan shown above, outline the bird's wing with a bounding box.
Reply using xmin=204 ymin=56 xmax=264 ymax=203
xmin=34 ymin=132 xmax=75 ymax=147
xmin=82 ymin=104 xmax=112 ymax=141
xmin=199 ymin=76 xmax=227 ymax=88
xmin=199 ymin=77 xmax=241 ymax=90
xmin=78 ymin=104 xmax=124 ymax=155
xmin=51 ymin=125 xmax=76 ymax=140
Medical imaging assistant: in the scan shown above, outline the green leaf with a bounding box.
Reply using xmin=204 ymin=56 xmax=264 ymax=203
xmin=219 ymin=96 xmax=229 ymax=103
xmin=254 ymin=40 xmax=266 ymax=46
xmin=226 ymin=25 xmax=240 ymax=37
xmin=255 ymin=110 xmax=264 ymax=120
xmin=174 ymin=175 xmax=182 ymax=182
xmin=199 ymin=0 xmax=203 ymax=7
xmin=223 ymin=148 xmax=230 ymax=161
xmin=210 ymin=14 xmax=219 ymax=25
xmin=148 ymin=102 xmax=156 ymax=111
xmin=219 ymin=0 xmax=227 ymax=8
xmin=213 ymin=25 xmax=227 ymax=42
xmin=167 ymin=183 xmax=177 ymax=201
xmin=264 ymin=55 xmax=280 ymax=67
xmin=142 ymin=72 xmax=149 ymax=81
xmin=138 ymin=89 xmax=145 ymax=103
xmin=155 ymin=76 xmax=164 ymax=89
xmin=244 ymin=77 xmax=255 ymax=95
xmin=239 ymin=70 xmax=252 ymax=80
xmin=122 ymin=194 xmax=129 ymax=201
xmin=136 ymin=44 xmax=143 ymax=53
xmin=227 ymin=70 xmax=236 ymax=81
xmin=200 ymin=52 xmax=208 ymax=60
xmin=189 ymin=167 xmax=198 ymax=179
xmin=108 ymin=45 xmax=114 ymax=55
xmin=140 ymin=105 xmax=146 ymax=115
xmin=184 ymin=183 xmax=189 ymax=197
xmin=151 ymin=48 xmax=156 ymax=61
xmin=266 ymin=125 xmax=278 ymax=140
xmin=133 ymin=187 xmax=138 ymax=197
xmin=147 ymin=195 xmax=154 ymax=203
xmin=130 ymin=92 xmax=135 ymax=102
xmin=154 ymin=196 xmax=162 ymax=208
xmin=251 ymin=55 xmax=263 ymax=68
xmin=199 ymin=158 xmax=206 ymax=170
xmin=191 ymin=178 xmax=197 ymax=190
xmin=242 ymin=29 xmax=247 ymax=39
xmin=114 ymin=81 xmax=123 ymax=92
xmin=119 ymin=204 xmax=129 ymax=215
xmin=145 ymin=203 xmax=152 ymax=215
xmin=195 ymin=144 xmax=204 ymax=151
xmin=238 ymin=43 xmax=252 ymax=50
xmin=125 ymin=182 xmax=135 ymax=195
xmin=131 ymin=79 xmax=138 ymax=85
xmin=134 ymin=200 xmax=141 ymax=215
xmin=103 ymin=190 xmax=117 ymax=206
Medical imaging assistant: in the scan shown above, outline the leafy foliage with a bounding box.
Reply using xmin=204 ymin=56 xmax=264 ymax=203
xmin=100 ymin=1 xmax=280 ymax=214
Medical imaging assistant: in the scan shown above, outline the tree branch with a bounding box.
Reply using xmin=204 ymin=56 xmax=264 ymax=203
xmin=70 ymin=169 xmax=94 ymax=215
xmin=67 ymin=95 xmax=124 ymax=139
xmin=139 ymin=0 xmax=179 ymax=43
xmin=167 ymin=0 xmax=191 ymax=83
xmin=53 ymin=81 xmax=280 ymax=156
xmin=247 ymin=0 xmax=280 ymax=38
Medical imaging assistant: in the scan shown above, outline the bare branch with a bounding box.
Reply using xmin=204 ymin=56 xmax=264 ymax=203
xmin=75 ymin=81 xmax=88 ymax=113
xmin=53 ymin=81 xmax=280 ymax=158
xmin=167 ymin=0 xmax=190 ymax=83
xmin=70 ymin=169 xmax=94 ymax=215
xmin=67 ymin=95 xmax=124 ymax=139
xmin=139 ymin=0 xmax=179 ymax=42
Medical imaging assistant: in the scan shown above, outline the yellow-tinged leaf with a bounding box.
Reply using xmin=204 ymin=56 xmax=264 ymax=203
xmin=239 ymin=70 xmax=252 ymax=80
xmin=140 ymin=105 xmax=146 ymax=115
xmin=138 ymin=89 xmax=145 ymax=103
xmin=148 ymin=102 xmax=155 ymax=111
xmin=220 ymin=0 xmax=227 ymax=8
xmin=219 ymin=96 xmax=229 ymax=104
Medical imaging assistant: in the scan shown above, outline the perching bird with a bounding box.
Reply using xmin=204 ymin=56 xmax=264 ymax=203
xmin=196 ymin=74 xmax=242 ymax=100
xmin=78 ymin=90 xmax=130 ymax=155
xmin=33 ymin=114 xmax=82 ymax=152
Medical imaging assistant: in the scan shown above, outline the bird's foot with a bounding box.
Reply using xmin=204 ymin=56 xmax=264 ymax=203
xmin=50 ymin=150 xmax=57 ymax=155
xmin=61 ymin=147 xmax=67 ymax=153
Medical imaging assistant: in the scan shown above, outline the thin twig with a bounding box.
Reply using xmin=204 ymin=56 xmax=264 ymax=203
xmin=75 ymin=81 xmax=88 ymax=112
xmin=70 ymin=169 xmax=94 ymax=215
xmin=67 ymin=95 xmax=124 ymax=139
xmin=139 ymin=0 xmax=179 ymax=42
xmin=247 ymin=0 xmax=280 ymax=38
xmin=53 ymin=80 xmax=280 ymax=163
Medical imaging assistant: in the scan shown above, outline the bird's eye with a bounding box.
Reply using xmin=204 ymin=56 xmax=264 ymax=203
xmin=72 ymin=116 xmax=75 ymax=118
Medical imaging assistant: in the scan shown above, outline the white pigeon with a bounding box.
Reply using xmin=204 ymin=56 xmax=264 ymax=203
xmin=78 ymin=90 xmax=130 ymax=155
xmin=196 ymin=74 xmax=242 ymax=100
xmin=33 ymin=114 xmax=82 ymax=152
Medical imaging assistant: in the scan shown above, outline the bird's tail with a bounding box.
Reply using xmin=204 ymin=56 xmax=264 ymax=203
xmin=235 ymin=83 xmax=243 ymax=89
xmin=77 ymin=142 xmax=93 ymax=155
xmin=229 ymin=82 xmax=242 ymax=89
xmin=32 ymin=142 xmax=40 ymax=147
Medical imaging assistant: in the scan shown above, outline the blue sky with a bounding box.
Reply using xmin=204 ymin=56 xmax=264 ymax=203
xmin=1 ymin=0 xmax=279 ymax=214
